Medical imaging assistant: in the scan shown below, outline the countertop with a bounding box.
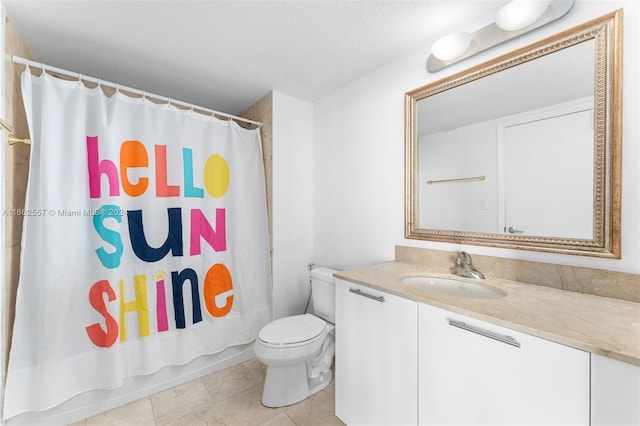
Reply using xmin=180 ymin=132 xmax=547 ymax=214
xmin=334 ymin=261 xmax=640 ymax=366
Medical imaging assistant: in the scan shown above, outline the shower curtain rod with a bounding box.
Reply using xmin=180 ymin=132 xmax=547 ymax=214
xmin=7 ymin=54 xmax=263 ymax=128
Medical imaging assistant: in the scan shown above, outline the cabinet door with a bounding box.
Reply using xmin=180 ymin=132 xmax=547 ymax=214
xmin=419 ymin=303 xmax=589 ymax=425
xmin=591 ymin=353 xmax=640 ymax=425
xmin=335 ymin=279 xmax=418 ymax=426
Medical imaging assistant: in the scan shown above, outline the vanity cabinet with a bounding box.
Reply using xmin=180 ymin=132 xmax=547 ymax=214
xmin=334 ymin=276 xmax=636 ymax=426
xmin=418 ymin=303 xmax=590 ymax=425
xmin=591 ymin=353 xmax=640 ymax=425
xmin=335 ymin=279 xmax=418 ymax=426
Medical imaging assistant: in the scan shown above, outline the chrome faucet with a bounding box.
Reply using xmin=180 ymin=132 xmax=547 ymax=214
xmin=451 ymin=251 xmax=485 ymax=279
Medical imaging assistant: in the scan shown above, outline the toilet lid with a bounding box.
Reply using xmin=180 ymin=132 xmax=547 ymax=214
xmin=259 ymin=314 xmax=326 ymax=345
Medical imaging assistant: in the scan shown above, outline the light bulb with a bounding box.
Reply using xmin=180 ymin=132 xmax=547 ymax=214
xmin=495 ymin=0 xmax=551 ymax=31
xmin=431 ymin=32 xmax=473 ymax=61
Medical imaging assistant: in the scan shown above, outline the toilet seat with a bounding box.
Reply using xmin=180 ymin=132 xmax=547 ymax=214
xmin=258 ymin=314 xmax=327 ymax=348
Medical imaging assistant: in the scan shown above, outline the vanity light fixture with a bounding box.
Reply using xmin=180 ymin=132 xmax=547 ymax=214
xmin=427 ymin=0 xmax=574 ymax=72
xmin=431 ymin=32 xmax=473 ymax=61
xmin=495 ymin=0 xmax=551 ymax=31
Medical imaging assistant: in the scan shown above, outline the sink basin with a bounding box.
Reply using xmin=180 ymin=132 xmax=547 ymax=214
xmin=401 ymin=275 xmax=507 ymax=299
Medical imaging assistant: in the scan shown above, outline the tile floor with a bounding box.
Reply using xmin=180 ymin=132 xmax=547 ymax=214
xmin=72 ymin=358 xmax=344 ymax=426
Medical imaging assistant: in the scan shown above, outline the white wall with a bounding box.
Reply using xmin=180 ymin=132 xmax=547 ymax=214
xmin=314 ymin=0 xmax=640 ymax=274
xmin=272 ymin=92 xmax=315 ymax=318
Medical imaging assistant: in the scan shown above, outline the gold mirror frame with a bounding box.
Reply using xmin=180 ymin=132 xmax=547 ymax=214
xmin=405 ymin=10 xmax=622 ymax=258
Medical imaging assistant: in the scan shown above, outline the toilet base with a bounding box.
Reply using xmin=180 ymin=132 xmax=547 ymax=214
xmin=260 ymin=334 xmax=335 ymax=408
xmin=261 ymin=362 xmax=332 ymax=408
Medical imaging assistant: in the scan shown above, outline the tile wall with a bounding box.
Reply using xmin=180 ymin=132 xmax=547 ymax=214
xmin=3 ymin=11 xmax=34 ymax=372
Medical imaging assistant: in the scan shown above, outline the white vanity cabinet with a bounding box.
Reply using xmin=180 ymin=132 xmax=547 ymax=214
xmin=418 ymin=303 xmax=590 ymax=425
xmin=335 ymin=279 xmax=418 ymax=426
xmin=591 ymin=353 xmax=640 ymax=425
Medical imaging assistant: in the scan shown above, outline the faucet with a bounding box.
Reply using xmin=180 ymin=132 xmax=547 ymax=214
xmin=451 ymin=251 xmax=485 ymax=279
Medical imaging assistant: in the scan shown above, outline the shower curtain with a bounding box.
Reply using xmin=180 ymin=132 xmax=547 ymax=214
xmin=3 ymin=71 xmax=272 ymax=419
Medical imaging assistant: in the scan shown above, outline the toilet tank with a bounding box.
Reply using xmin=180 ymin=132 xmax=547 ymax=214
xmin=310 ymin=267 xmax=338 ymax=324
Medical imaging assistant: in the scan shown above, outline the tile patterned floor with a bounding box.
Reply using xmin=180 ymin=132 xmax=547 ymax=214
xmin=72 ymin=358 xmax=344 ymax=426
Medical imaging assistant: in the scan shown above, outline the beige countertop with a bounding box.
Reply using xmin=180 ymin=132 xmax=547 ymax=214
xmin=335 ymin=261 xmax=640 ymax=367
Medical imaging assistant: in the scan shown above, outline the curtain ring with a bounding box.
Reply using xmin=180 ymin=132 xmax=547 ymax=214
xmin=78 ymin=73 xmax=83 ymax=85
xmin=41 ymin=63 xmax=47 ymax=75
xmin=116 ymin=84 xmax=120 ymax=94
xmin=142 ymin=91 xmax=147 ymax=101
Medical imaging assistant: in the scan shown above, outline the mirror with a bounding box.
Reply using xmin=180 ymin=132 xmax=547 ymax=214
xmin=405 ymin=10 xmax=622 ymax=257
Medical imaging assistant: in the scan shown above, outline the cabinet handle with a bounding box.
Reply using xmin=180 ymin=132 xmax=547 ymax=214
xmin=448 ymin=319 xmax=521 ymax=348
xmin=349 ymin=288 xmax=385 ymax=303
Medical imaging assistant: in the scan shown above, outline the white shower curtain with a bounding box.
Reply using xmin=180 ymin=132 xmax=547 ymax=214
xmin=3 ymin=71 xmax=272 ymax=419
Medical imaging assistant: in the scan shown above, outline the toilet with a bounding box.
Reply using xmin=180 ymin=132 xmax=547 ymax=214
xmin=254 ymin=266 xmax=337 ymax=407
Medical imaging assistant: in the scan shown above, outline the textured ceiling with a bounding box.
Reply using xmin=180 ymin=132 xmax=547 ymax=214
xmin=4 ymin=1 xmax=503 ymax=115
